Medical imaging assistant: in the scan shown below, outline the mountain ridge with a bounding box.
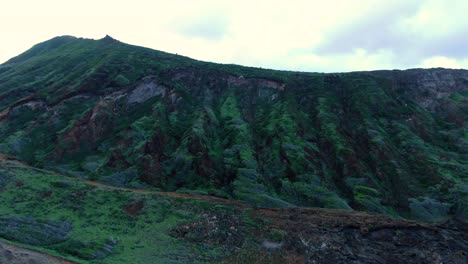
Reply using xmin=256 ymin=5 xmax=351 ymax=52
xmin=6 ymin=35 xmax=466 ymax=73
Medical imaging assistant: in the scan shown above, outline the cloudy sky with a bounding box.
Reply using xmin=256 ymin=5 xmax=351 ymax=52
xmin=1 ymin=0 xmax=467 ymax=72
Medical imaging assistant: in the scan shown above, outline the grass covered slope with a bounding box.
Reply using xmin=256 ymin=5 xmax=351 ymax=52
xmin=0 ymin=36 xmax=466 ymax=222
xmin=0 ymin=156 xmax=466 ymax=264
xmin=0 ymin=156 xmax=254 ymax=263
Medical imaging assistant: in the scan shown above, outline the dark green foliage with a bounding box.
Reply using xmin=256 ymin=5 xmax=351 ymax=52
xmin=280 ymin=179 xmax=350 ymax=209
xmin=53 ymin=237 xmax=118 ymax=260
xmin=409 ymin=197 xmax=451 ymax=222
xmin=0 ymin=171 xmax=11 ymax=188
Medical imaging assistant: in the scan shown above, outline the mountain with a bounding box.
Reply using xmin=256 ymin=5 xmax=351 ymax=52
xmin=0 ymin=36 xmax=466 ymax=263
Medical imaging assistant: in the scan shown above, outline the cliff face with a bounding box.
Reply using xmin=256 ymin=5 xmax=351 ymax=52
xmin=0 ymin=36 xmax=466 ymax=222
xmin=368 ymin=68 xmax=468 ymax=113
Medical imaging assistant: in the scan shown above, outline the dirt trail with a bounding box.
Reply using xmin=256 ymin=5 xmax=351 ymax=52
xmin=0 ymin=240 xmax=77 ymax=264
xmin=0 ymin=153 xmax=247 ymax=208
xmin=84 ymin=179 xmax=434 ymax=230
xmin=0 ymin=153 xmax=434 ymax=230
xmin=84 ymin=180 xmax=249 ymax=207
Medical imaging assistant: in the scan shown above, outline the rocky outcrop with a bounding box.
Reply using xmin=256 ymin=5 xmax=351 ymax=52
xmin=292 ymin=226 xmax=467 ymax=263
xmin=56 ymin=100 xmax=114 ymax=158
xmin=173 ymin=206 xmax=468 ymax=264
xmin=366 ymin=68 xmax=468 ymax=112
xmin=128 ymin=77 xmax=166 ymax=103
xmin=227 ymin=75 xmax=285 ymax=90
xmin=7 ymin=100 xmax=48 ymax=119
xmin=0 ymin=217 xmax=72 ymax=246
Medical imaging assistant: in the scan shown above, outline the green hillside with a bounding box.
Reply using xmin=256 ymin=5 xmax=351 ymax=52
xmin=0 ymin=35 xmax=466 ymax=222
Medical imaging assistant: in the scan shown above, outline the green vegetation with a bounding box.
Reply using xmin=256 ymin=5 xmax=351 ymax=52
xmin=0 ymin=163 xmax=263 ymax=263
xmin=0 ymin=36 xmax=466 ymax=224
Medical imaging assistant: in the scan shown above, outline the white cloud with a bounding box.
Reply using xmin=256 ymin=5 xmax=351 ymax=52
xmin=0 ymin=0 xmax=467 ymax=72
xmin=419 ymin=56 xmax=468 ymax=69
xmin=399 ymin=0 xmax=468 ymax=38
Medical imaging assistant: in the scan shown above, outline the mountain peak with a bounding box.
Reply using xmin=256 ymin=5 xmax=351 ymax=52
xmin=100 ymin=34 xmax=118 ymax=43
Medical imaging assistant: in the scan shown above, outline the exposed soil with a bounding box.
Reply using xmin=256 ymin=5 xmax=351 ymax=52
xmin=122 ymin=200 xmax=145 ymax=216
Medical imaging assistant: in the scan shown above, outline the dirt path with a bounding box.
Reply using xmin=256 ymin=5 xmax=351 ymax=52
xmin=84 ymin=180 xmax=249 ymax=208
xmin=0 ymin=153 xmax=436 ymax=230
xmin=61 ymin=177 xmax=437 ymax=230
xmin=0 ymin=240 xmax=77 ymax=264
xmin=0 ymin=152 xmax=248 ymax=208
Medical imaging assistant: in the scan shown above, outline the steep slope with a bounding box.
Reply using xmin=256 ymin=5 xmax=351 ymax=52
xmin=0 ymin=36 xmax=466 ymax=222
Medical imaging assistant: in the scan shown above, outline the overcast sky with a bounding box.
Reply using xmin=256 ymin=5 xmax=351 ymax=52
xmin=1 ymin=0 xmax=467 ymax=72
